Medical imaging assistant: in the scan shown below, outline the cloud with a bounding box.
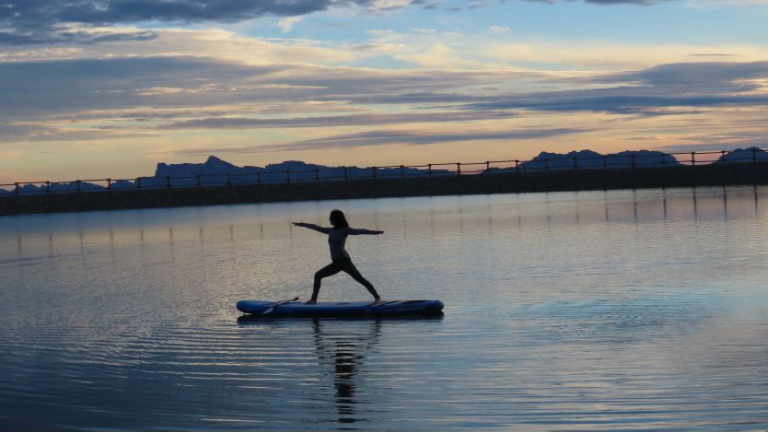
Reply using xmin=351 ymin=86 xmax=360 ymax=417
xmin=482 ymin=40 xmax=768 ymax=69
xmin=0 ymin=27 xmax=362 ymax=66
xmin=689 ymin=53 xmax=739 ymax=58
xmin=1 ymin=0 xmax=717 ymax=45
xmin=0 ymin=54 xmax=518 ymax=119
xmin=2 ymin=0 xmax=348 ymax=26
xmin=3 ymin=44 xmax=768 ymax=167
xmin=0 ymin=123 xmax=155 ymax=142
xmin=410 ymin=27 xmax=437 ymax=34
xmin=174 ymin=127 xmax=586 ymax=154
xmin=0 ymin=0 xmax=385 ymax=45
xmin=159 ymin=111 xmax=517 ymax=130
xmin=6 ymin=53 xmax=767 ymax=140
xmin=465 ymin=89 xmax=768 ymax=115
xmin=596 ymin=61 xmax=768 ymax=88
xmin=278 ymin=16 xmax=303 ymax=32
xmin=0 ymin=53 xmax=531 ymax=149
xmin=0 ymin=24 xmax=159 ymax=45
xmin=489 ymin=26 xmax=510 ymax=34
xmin=5 ymin=49 xmax=768 ymax=126
xmin=462 ymin=61 xmax=768 ymax=115
xmin=0 ymin=56 xmax=280 ymax=118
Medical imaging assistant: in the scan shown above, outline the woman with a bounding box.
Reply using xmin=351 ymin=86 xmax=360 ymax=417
xmin=293 ymin=209 xmax=384 ymax=305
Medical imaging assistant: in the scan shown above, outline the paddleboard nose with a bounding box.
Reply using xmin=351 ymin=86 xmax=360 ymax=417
xmin=236 ymin=300 xmax=253 ymax=312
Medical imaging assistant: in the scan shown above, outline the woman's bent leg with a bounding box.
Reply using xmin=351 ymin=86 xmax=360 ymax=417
xmin=309 ymin=262 xmax=341 ymax=303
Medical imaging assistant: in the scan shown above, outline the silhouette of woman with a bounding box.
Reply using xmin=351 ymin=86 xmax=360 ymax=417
xmin=293 ymin=209 xmax=383 ymax=305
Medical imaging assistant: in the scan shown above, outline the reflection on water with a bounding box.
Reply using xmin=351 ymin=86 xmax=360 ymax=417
xmin=2 ymin=186 xmax=768 ymax=430
xmin=2 ymin=186 xmax=763 ymax=262
xmin=312 ymin=319 xmax=380 ymax=425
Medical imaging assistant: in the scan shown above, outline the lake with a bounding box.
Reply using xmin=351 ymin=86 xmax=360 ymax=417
xmin=2 ymin=187 xmax=768 ymax=430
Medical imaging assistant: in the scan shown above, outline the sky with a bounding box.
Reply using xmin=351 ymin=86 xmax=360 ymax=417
xmin=1 ymin=0 xmax=768 ymax=183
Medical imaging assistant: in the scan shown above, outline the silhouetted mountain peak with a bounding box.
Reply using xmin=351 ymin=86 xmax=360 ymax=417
xmin=715 ymin=147 xmax=768 ymax=163
xmin=204 ymin=156 xmax=236 ymax=170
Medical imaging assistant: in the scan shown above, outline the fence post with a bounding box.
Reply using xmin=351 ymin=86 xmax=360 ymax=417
xmin=372 ymin=167 xmax=377 ymax=179
xmin=691 ymin=152 xmax=696 ymax=166
xmin=721 ymin=150 xmax=726 ymax=163
xmin=515 ymin=160 xmax=520 ymax=173
xmin=574 ymin=157 xmax=578 ymax=170
xmin=315 ymin=169 xmax=320 ymax=182
xmin=428 ymin=164 xmax=432 ymax=177
xmin=166 ymin=176 xmax=171 ymax=189
xmin=631 ymin=154 xmax=636 ymax=168
xmin=76 ymin=180 xmax=81 ymax=192
xmin=400 ymin=165 xmax=405 ymax=178
xmin=106 ymin=179 xmax=111 ymax=191
xmin=485 ymin=161 xmax=490 ymax=173
xmin=457 ymin=162 xmax=462 ymax=176
xmin=343 ymin=167 xmax=348 ymax=181
xmin=286 ymin=170 xmax=291 ymax=184
xmin=753 ymin=148 xmax=757 ymax=163
xmin=45 ymin=181 xmax=51 ymax=194
xmin=14 ymin=182 xmax=19 ymax=196
xmin=136 ymin=177 xmax=142 ymax=190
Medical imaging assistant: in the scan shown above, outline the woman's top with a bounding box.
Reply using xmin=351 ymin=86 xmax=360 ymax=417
xmin=328 ymin=227 xmax=350 ymax=261
xmin=328 ymin=227 xmax=379 ymax=261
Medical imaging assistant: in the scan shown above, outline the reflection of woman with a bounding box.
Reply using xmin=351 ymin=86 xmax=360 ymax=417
xmin=313 ymin=319 xmax=382 ymax=424
xmin=293 ymin=209 xmax=384 ymax=305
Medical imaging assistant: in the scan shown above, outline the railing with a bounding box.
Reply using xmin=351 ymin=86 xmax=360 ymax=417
xmin=1 ymin=148 xmax=766 ymax=197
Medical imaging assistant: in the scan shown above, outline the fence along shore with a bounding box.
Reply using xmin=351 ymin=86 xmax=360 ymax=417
xmin=2 ymin=148 xmax=768 ymax=216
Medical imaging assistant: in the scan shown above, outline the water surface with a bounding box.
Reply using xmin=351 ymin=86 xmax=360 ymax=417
xmin=2 ymin=187 xmax=768 ymax=430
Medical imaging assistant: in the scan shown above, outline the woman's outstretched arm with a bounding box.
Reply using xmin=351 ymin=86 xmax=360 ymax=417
xmin=292 ymin=222 xmax=332 ymax=234
xmin=347 ymin=227 xmax=384 ymax=235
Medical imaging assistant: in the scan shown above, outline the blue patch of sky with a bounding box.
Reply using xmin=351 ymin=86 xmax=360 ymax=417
xmin=237 ymin=1 xmax=768 ymax=48
xmin=441 ymin=2 xmax=768 ymax=46
xmin=133 ymin=2 xmax=768 ymax=54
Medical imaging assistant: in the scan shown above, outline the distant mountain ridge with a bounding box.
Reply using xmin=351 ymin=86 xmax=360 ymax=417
xmin=515 ymin=149 xmax=681 ymax=171
xmin=3 ymin=148 xmax=767 ymax=196
xmin=154 ymin=156 xmax=443 ymax=184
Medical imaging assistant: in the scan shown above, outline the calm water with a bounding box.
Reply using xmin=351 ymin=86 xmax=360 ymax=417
xmin=2 ymin=187 xmax=768 ymax=430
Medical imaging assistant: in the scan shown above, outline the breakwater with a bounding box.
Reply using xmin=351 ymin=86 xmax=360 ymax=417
xmin=3 ymin=162 xmax=768 ymax=216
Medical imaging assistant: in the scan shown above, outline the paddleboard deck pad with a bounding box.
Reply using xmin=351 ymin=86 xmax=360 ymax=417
xmin=236 ymin=299 xmax=444 ymax=318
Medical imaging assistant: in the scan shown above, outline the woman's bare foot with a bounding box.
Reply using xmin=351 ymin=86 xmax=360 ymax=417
xmin=372 ymin=298 xmax=384 ymax=305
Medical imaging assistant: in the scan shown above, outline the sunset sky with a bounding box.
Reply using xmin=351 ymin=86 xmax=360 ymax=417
xmin=2 ymin=0 xmax=768 ymax=183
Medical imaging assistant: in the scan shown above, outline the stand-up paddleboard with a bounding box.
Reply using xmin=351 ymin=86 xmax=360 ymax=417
xmin=236 ymin=299 xmax=444 ymax=318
